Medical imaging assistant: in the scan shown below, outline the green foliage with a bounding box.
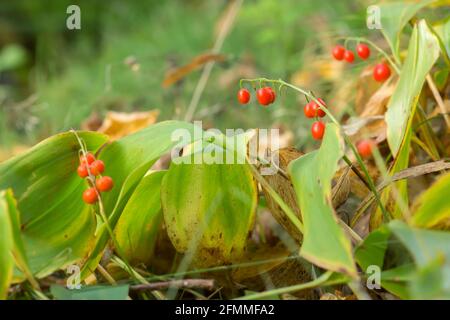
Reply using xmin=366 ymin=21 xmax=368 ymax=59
xmin=51 ymin=284 xmax=129 ymax=300
xmin=0 ymin=132 xmax=108 ymax=278
xmin=114 ymin=171 xmax=165 ymax=265
xmin=288 ymin=123 xmax=356 ymax=276
xmin=161 ymin=138 xmax=258 ymax=267
xmin=386 ymin=20 xmax=440 ymax=157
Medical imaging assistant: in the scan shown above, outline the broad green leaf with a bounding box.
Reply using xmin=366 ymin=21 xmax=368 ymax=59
xmin=409 ymin=257 xmax=450 ymax=299
xmin=411 ymin=172 xmax=450 ymax=229
xmin=288 ymin=123 xmax=356 ymax=276
xmin=386 ymin=20 xmax=440 ymax=156
xmin=0 ymin=132 xmax=108 ymax=278
xmin=114 ymin=170 xmax=165 ymax=265
xmin=0 ymin=191 xmax=15 ymax=299
xmin=389 ymin=220 xmax=450 ymax=298
xmin=379 ymin=1 xmax=435 ymax=61
xmin=81 ymin=121 xmax=198 ymax=278
xmin=355 ymin=226 xmax=390 ymax=271
xmin=51 ymin=284 xmax=129 ymax=300
xmin=161 ymin=140 xmax=258 ymax=267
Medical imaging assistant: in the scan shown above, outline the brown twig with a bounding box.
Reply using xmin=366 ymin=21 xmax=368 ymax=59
xmin=130 ymin=279 xmax=215 ymax=292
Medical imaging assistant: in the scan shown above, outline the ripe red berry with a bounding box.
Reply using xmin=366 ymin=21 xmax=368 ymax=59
xmin=83 ymin=187 xmax=98 ymax=204
xmin=237 ymin=88 xmax=250 ymax=104
xmin=357 ymin=140 xmax=374 ymax=158
xmin=303 ymin=102 xmax=315 ymax=118
xmin=312 ymin=98 xmax=327 ymax=118
xmin=80 ymin=153 xmax=95 ymax=166
xmin=344 ymin=50 xmax=355 ymax=63
xmin=356 ymin=44 xmax=370 ymax=60
xmin=89 ymin=160 xmax=105 ymax=176
xmin=77 ymin=165 xmax=88 ymax=178
xmin=311 ymin=121 xmax=326 ymax=140
xmin=96 ymin=176 xmax=114 ymax=192
xmin=332 ymin=45 xmax=345 ymax=60
xmin=256 ymin=87 xmax=273 ymax=106
xmin=373 ymin=63 xmax=391 ymax=82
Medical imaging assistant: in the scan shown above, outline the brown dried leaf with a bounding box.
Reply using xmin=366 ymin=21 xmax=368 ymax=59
xmin=97 ymin=110 xmax=159 ymax=140
xmin=162 ymin=53 xmax=226 ymax=88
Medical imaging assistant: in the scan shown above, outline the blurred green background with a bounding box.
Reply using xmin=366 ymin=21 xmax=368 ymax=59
xmin=0 ymin=0 xmax=416 ymax=157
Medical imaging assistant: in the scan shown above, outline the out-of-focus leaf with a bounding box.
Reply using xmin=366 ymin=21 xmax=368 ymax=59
xmin=0 ymin=44 xmax=27 ymax=72
xmin=114 ymin=171 xmax=165 ymax=265
xmin=409 ymin=257 xmax=450 ymax=299
xmin=389 ymin=220 xmax=450 ymax=299
xmin=288 ymin=123 xmax=356 ymax=276
xmin=379 ymin=1 xmax=434 ymax=61
xmin=51 ymin=284 xmax=129 ymax=300
xmin=411 ymin=172 xmax=450 ymax=229
xmin=161 ymin=138 xmax=258 ymax=267
xmin=0 ymin=132 xmax=108 ymax=279
xmin=381 ymin=264 xmax=415 ymax=299
xmin=81 ymin=121 xmax=199 ymax=278
xmin=386 ymin=20 xmax=440 ymax=157
xmin=96 ymin=111 xmax=160 ymax=141
xmin=355 ymin=226 xmax=390 ymax=271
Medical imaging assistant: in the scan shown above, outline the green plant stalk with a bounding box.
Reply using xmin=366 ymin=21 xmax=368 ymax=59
xmin=235 ymin=271 xmax=335 ymax=300
xmin=240 ymin=78 xmax=390 ymax=222
xmin=341 ymin=36 xmax=401 ymax=73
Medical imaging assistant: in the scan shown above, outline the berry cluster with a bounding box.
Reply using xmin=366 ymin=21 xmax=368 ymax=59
xmin=238 ymin=86 xmax=276 ymax=106
xmin=77 ymin=152 xmax=114 ymax=204
xmin=332 ymin=43 xmax=391 ymax=82
xmin=304 ymin=98 xmax=327 ymax=140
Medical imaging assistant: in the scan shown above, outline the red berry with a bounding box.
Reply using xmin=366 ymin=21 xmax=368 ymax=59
xmin=96 ymin=176 xmax=114 ymax=192
xmin=373 ymin=63 xmax=391 ymax=82
xmin=311 ymin=98 xmax=326 ymax=118
xmin=344 ymin=50 xmax=355 ymax=63
xmin=311 ymin=121 xmax=326 ymax=140
xmin=332 ymin=45 xmax=345 ymax=60
xmin=357 ymin=140 xmax=374 ymax=158
xmin=303 ymin=102 xmax=315 ymax=118
xmin=77 ymin=165 xmax=88 ymax=178
xmin=80 ymin=153 xmax=95 ymax=166
xmin=90 ymin=160 xmax=105 ymax=176
xmin=83 ymin=188 xmax=98 ymax=204
xmin=237 ymin=88 xmax=250 ymax=104
xmin=356 ymin=44 xmax=370 ymax=60
xmin=256 ymin=87 xmax=273 ymax=106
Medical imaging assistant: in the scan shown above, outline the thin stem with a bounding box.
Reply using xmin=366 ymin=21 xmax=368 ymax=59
xmin=339 ymin=36 xmax=401 ymax=73
xmin=240 ymin=78 xmax=390 ymax=221
xmin=235 ymin=271 xmax=335 ymax=300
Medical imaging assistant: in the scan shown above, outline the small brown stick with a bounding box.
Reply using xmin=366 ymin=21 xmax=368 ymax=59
xmin=426 ymin=74 xmax=450 ymax=131
xmin=130 ymin=279 xmax=215 ymax=292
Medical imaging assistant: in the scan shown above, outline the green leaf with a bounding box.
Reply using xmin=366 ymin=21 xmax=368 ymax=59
xmin=0 ymin=191 xmax=15 ymax=299
xmin=161 ymin=140 xmax=258 ymax=267
xmin=288 ymin=123 xmax=356 ymax=276
xmin=355 ymin=226 xmax=390 ymax=271
xmin=0 ymin=132 xmax=108 ymax=278
xmin=81 ymin=121 xmax=198 ymax=277
xmin=379 ymin=1 xmax=435 ymax=61
xmin=51 ymin=284 xmax=129 ymax=300
xmin=381 ymin=264 xmax=416 ymax=299
xmin=386 ymin=20 xmax=440 ymax=157
xmin=411 ymin=172 xmax=450 ymax=229
xmin=114 ymin=170 xmax=165 ymax=265
xmin=389 ymin=220 xmax=450 ymax=298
